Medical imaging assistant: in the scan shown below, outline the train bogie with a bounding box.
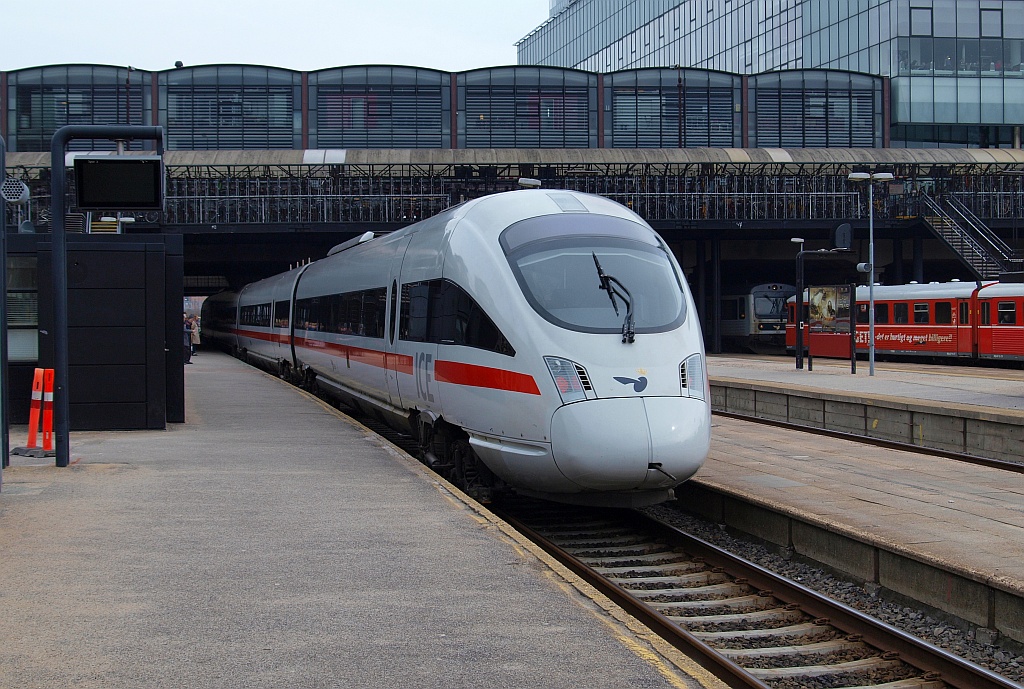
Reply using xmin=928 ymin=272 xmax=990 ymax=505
xmin=206 ymin=188 xmax=711 ymax=507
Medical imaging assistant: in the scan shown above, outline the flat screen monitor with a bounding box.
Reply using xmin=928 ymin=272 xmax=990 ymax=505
xmin=73 ymin=155 xmax=163 ymax=210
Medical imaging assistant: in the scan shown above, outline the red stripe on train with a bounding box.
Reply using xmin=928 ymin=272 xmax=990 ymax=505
xmin=234 ymin=328 xmax=535 ymax=393
xmin=434 ymin=360 xmax=541 ymax=395
xmin=235 ymin=328 xmax=290 ymax=344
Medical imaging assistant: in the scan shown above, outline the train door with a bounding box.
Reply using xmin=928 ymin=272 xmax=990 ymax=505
xmin=956 ymin=298 xmax=975 ymax=357
xmin=287 ymin=264 xmax=312 ymax=371
xmin=384 ymin=236 xmax=412 ymax=409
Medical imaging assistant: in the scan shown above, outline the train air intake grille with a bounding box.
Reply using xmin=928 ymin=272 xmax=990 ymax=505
xmin=575 ymin=364 xmax=593 ymax=392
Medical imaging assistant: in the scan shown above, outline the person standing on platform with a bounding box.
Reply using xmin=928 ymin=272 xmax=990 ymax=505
xmin=189 ymin=315 xmax=200 ymax=355
xmin=184 ymin=313 xmax=193 ymax=365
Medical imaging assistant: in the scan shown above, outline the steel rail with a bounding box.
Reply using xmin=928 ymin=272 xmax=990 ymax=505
xmin=496 ymin=509 xmax=771 ymax=689
xmin=497 ymin=505 xmax=1022 ymax=689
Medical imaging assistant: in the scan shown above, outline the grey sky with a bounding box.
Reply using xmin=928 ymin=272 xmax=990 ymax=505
xmin=1 ymin=1 xmax=551 ymax=72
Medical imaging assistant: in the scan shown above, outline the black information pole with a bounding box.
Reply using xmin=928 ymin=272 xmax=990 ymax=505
xmin=0 ymin=137 xmax=8 ymax=484
xmin=50 ymin=125 xmax=164 ymax=467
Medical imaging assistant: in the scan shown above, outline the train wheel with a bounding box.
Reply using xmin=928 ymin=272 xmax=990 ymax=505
xmin=451 ymin=439 xmax=493 ymax=504
xmin=418 ymin=421 xmax=453 ymax=473
xmin=301 ymin=367 xmax=317 ymax=393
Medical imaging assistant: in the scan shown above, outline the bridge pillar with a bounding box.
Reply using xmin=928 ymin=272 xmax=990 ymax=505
xmin=913 ymin=236 xmax=925 ymax=283
xmin=892 ymin=237 xmax=904 ymax=284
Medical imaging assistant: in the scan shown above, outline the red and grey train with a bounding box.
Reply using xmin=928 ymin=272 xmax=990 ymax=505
xmin=202 ymin=188 xmax=711 ymax=507
xmin=786 ymin=280 xmax=1024 ymax=362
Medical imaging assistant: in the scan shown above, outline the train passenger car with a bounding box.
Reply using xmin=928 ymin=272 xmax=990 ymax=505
xmin=975 ymin=281 xmax=1024 ymax=362
xmin=207 ymin=188 xmax=711 ymax=508
xmin=785 ymin=280 xmax=1024 ymax=363
xmin=199 ymin=290 xmax=239 ymax=351
xmin=235 ymin=267 xmax=306 ymax=373
xmin=719 ymin=283 xmax=795 ymax=353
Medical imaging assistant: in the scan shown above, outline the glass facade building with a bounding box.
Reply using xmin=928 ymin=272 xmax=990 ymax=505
xmin=1 ymin=62 xmax=884 ymax=152
xmin=516 ymin=0 xmax=1024 ymax=148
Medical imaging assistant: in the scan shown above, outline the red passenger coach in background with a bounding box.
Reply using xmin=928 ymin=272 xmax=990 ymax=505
xmin=787 ymin=281 xmax=1024 ymax=363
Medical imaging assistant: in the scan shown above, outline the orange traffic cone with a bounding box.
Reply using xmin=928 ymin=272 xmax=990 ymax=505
xmin=11 ymin=368 xmax=56 ymax=458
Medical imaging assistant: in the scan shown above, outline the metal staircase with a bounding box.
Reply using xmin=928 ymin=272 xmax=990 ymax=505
xmin=920 ymin=193 xmax=1022 ymax=279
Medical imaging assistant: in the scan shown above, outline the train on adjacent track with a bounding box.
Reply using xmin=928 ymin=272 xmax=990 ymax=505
xmin=719 ymin=282 xmax=796 ymax=353
xmin=786 ymin=280 xmax=1024 ymax=363
xmin=202 ymin=187 xmax=711 ymax=508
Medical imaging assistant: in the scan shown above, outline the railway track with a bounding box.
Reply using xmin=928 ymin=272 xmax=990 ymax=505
xmin=334 ymin=399 xmax=1022 ymax=687
xmin=495 ymin=500 xmax=1021 ymax=689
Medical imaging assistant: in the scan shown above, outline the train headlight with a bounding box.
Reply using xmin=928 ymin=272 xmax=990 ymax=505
xmin=680 ymin=353 xmax=706 ymax=401
xmin=544 ymin=356 xmax=588 ymax=404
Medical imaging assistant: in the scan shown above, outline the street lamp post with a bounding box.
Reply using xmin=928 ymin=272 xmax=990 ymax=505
xmin=124 ymin=66 xmax=135 ymax=125
xmin=847 ymin=170 xmax=894 ymax=376
xmin=791 ymin=238 xmax=806 ymax=370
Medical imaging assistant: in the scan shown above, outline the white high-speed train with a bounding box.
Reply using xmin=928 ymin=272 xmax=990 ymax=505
xmin=202 ymin=188 xmax=710 ymax=507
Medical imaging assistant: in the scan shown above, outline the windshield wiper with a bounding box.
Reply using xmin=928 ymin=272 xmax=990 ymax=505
xmin=592 ymin=253 xmax=635 ymax=343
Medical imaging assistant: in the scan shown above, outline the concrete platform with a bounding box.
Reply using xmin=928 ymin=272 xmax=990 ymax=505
xmin=680 ymin=355 xmax=1024 ymax=645
xmin=709 ymin=354 xmax=1024 ymax=412
xmin=0 ymin=352 xmax=724 ymax=689
xmin=708 ymin=355 xmax=1024 ymax=463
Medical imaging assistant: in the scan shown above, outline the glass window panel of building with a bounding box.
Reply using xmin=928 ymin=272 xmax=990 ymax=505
xmin=457 ymin=68 xmax=596 ymax=148
xmin=604 ymin=68 xmax=740 ymax=147
xmin=159 ymin=66 xmax=300 ymax=150
xmin=309 ymin=67 xmax=449 ymax=149
xmin=8 ymin=65 xmax=146 ymax=152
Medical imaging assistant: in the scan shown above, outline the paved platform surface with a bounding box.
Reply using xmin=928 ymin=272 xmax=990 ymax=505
xmin=696 ymin=354 xmax=1024 ymax=637
xmin=708 ymin=354 xmax=1024 ymax=413
xmin=699 ymin=414 xmax=1024 ymax=594
xmin=0 ymin=352 xmax=724 ymax=689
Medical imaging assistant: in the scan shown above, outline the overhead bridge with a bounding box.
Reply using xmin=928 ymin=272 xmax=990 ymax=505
xmin=5 ymin=146 xmax=1024 ymax=293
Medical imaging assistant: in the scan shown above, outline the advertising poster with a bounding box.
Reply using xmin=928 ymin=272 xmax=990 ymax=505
xmin=808 ymin=285 xmax=852 ymax=334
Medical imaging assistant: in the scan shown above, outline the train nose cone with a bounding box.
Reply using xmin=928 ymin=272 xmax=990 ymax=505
xmin=549 ymin=397 xmax=710 ymax=491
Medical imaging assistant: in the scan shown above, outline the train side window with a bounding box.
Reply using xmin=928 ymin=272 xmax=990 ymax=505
xmin=856 ymin=303 xmax=868 ymax=324
xmin=294 ymin=296 xmax=321 ymax=331
xmin=959 ymin=302 xmax=969 ymax=325
xmin=894 ymin=303 xmax=909 ymax=324
xmin=401 ymin=283 xmax=430 ymax=342
xmin=429 ymin=279 xmax=515 ymax=356
xmin=363 ymin=288 xmax=387 ymax=338
xmin=981 ymin=302 xmax=991 ymax=325
xmin=998 ymin=301 xmax=1016 ymax=324
xmin=874 ymin=303 xmax=889 ymax=324
xmin=274 ymin=300 xmax=289 ymax=328
xmin=913 ymin=303 xmax=929 ymax=324
xmin=935 ymin=301 xmax=952 ymax=325
xmin=240 ymin=302 xmax=272 ymax=328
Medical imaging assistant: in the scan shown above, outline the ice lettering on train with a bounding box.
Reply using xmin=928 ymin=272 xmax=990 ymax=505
xmin=415 ymin=351 xmax=434 ymax=402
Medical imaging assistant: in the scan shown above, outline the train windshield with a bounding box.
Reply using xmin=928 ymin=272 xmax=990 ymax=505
xmin=501 ymin=215 xmax=686 ymax=334
xmin=753 ymin=294 xmax=788 ymax=318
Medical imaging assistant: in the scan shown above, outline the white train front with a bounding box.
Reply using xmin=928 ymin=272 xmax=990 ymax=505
xmin=202 ymin=188 xmax=711 ymax=507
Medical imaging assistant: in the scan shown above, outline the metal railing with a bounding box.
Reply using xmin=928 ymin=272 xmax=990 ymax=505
xmin=920 ymin=193 xmax=1006 ymax=279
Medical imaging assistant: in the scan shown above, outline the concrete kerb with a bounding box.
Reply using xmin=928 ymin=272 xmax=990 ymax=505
xmin=711 ymin=376 xmax=1024 ymax=463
